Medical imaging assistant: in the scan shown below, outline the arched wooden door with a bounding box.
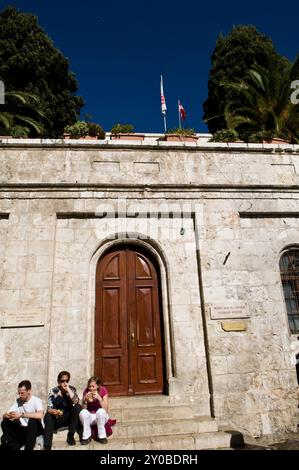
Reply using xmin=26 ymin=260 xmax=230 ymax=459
xmin=95 ymin=246 xmax=164 ymax=396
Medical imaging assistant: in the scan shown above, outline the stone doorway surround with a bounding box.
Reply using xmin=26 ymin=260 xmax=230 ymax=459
xmin=47 ymin=210 xmax=211 ymax=417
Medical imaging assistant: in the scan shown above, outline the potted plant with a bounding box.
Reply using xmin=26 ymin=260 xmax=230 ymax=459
xmin=165 ymin=128 xmax=198 ymax=142
xmin=63 ymin=121 xmax=89 ymax=139
xmin=11 ymin=125 xmax=30 ymax=138
xmin=63 ymin=121 xmax=105 ymax=140
xmin=209 ymin=129 xmax=239 ymax=143
xmin=86 ymin=122 xmax=105 ymax=140
xmin=247 ymin=131 xmax=289 ymax=144
xmin=110 ymin=123 xmax=144 ymax=140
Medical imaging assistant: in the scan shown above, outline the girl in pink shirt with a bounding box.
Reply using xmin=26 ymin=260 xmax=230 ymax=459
xmin=79 ymin=376 xmax=110 ymax=444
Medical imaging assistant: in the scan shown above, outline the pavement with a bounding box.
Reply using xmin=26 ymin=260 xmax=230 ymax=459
xmin=236 ymin=433 xmax=299 ymax=450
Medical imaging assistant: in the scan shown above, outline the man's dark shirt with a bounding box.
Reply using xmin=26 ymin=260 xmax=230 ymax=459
xmin=47 ymin=385 xmax=79 ymax=412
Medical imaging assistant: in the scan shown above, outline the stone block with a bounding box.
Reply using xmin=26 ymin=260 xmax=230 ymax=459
xmin=211 ymin=356 xmax=228 ymax=375
xmin=35 ymin=256 xmax=53 ymax=272
xmin=25 ymin=272 xmax=52 ymax=289
xmin=0 ymin=290 xmax=20 ymax=308
xmin=27 ymin=241 xmax=53 ymax=256
xmin=56 ymin=228 xmax=74 ymax=243
xmin=29 ymin=226 xmax=55 ymax=241
xmin=5 ymin=241 xmax=27 ymax=257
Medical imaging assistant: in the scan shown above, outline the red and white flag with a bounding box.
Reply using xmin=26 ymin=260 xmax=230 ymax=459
xmin=160 ymin=75 xmax=167 ymax=115
xmin=178 ymin=100 xmax=186 ymax=120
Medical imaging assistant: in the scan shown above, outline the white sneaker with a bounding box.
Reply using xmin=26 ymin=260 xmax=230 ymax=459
xmin=34 ymin=435 xmax=44 ymax=450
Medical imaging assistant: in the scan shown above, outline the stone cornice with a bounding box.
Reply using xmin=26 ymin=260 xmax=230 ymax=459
xmin=239 ymin=211 xmax=299 ymax=218
xmin=0 ymin=183 xmax=299 ymax=192
xmin=0 ymin=138 xmax=299 ymax=153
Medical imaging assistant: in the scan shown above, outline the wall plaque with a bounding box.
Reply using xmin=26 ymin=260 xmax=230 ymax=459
xmin=1 ymin=311 xmax=44 ymax=328
xmin=210 ymin=302 xmax=249 ymax=320
xmin=221 ymin=320 xmax=247 ymax=332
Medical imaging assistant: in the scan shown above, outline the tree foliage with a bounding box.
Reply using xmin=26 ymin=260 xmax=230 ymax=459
xmin=220 ymin=55 xmax=299 ymax=143
xmin=0 ymin=89 xmax=44 ymax=134
xmin=166 ymin=128 xmax=195 ymax=135
xmin=203 ymin=25 xmax=290 ymax=133
xmin=209 ymin=129 xmax=239 ymax=142
xmin=0 ymin=6 xmax=84 ymax=137
xmin=111 ymin=123 xmax=135 ymax=134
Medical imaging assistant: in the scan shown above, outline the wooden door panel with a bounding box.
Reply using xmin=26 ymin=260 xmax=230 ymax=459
xmin=138 ymin=353 xmax=159 ymax=385
xmin=138 ymin=353 xmax=158 ymax=383
xmin=135 ymin=254 xmax=152 ymax=279
xmin=129 ymin=250 xmax=164 ymax=394
xmin=102 ymin=287 xmax=121 ymax=348
xmin=95 ymin=250 xmax=128 ymax=395
xmin=95 ymin=247 xmax=164 ymax=396
xmin=102 ymin=356 xmax=122 ymax=385
xmin=136 ymin=287 xmax=155 ymax=346
xmin=103 ymin=254 xmax=121 ymax=280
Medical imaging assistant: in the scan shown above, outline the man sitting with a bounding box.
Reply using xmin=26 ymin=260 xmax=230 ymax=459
xmin=43 ymin=370 xmax=81 ymax=450
xmin=1 ymin=380 xmax=44 ymax=451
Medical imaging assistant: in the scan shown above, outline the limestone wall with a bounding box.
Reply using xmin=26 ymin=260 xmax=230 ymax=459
xmin=0 ymin=141 xmax=299 ymax=186
xmin=202 ymin=198 xmax=299 ymax=437
xmin=0 ymin=140 xmax=298 ymax=438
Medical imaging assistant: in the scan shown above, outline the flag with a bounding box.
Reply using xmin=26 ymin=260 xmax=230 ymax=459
xmin=178 ymin=100 xmax=186 ymax=120
xmin=160 ymin=75 xmax=167 ymax=115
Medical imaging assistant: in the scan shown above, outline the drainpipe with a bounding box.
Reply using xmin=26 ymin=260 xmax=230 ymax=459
xmin=194 ymin=215 xmax=215 ymax=418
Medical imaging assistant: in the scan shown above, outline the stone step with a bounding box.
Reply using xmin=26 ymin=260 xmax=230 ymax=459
xmin=52 ymin=416 xmax=217 ymax=443
xmin=109 ymin=395 xmax=174 ymax=408
xmin=52 ymin=433 xmax=195 ymax=450
xmin=195 ymin=431 xmax=232 ymax=450
xmin=113 ymin=417 xmax=218 ymax=438
xmin=52 ymin=430 xmax=231 ymax=450
xmin=48 ymin=396 xmax=231 ymax=451
xmin=111 ymin=405 xmax=194 ymax=422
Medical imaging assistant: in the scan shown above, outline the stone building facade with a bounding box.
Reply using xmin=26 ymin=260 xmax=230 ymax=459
xmin=0 ymin=135 xmax=298 ymax=439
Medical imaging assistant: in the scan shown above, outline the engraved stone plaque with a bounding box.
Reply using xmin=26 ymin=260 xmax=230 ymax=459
xmin=210 ymin=302 xmax=249 ymax=320
xmin=1 ymin=311 xmax=44 ymax=328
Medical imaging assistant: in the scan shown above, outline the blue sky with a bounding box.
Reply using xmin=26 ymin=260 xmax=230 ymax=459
xmin=3 ymin=0 xmax=299 ymax=133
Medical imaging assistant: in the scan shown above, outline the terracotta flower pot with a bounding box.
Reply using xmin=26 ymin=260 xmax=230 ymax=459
xmin=110 ymin=133 xmax=145 ymax=141
xmin=79 ymin=135 xmax=98 ymax=140
xmin=164 ymin=134 xmax=198 ymax=143
xmin=63 ymin=134 xmax=98 ymax=140
xmin=263 ymin=138 xmax=289 ymax=144
xmin=111 ymin=133 xmax=144 ymax=140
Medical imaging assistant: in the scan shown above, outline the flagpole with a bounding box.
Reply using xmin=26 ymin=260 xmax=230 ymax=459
xmin=178 ymin=100 xmax=181 ymax=129
xmin=160 ymin=74 xmax=167 ymax=133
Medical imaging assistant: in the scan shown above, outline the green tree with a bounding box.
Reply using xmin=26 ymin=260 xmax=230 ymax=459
xmin=0 ymin=6 xmax=84 ymax=137
xmin=203 ymin=25 xmax=290 ymax=133
xmin=0 ymin=89 xmax=44 ymax=134
xmin=220 ymin=55 xmax=299 ymax=143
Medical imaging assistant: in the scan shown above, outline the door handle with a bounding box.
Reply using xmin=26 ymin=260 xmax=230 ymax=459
xmin=130 ymin=332 xmax=135 ymax=341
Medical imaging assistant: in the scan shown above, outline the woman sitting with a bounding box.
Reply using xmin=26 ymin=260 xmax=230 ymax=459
xmin=79 ymin=376 xmax=109 ymax=445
